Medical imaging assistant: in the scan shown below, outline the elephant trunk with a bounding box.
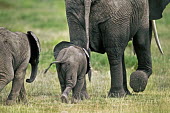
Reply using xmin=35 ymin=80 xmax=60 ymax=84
xmin=85 ymin=0 xmax=92 ymax=82
xmin=152 ymin=20 xmax=164 ymax=55
xmin=84 ymin=0 xmax=91 ymax=50
xmin=26 ymin=61 xmax=39 ymax=83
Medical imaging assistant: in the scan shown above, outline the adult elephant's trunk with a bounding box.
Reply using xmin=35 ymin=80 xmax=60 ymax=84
xmin=152 ymin=20 xmax=164 ymax=55
xmin=85 ymin=0 xmax=92 ymax=81
xmin=84 ymin=0 xmax=91 ymax=50
xmin=26 ymin=61 xmax=38 ymax=83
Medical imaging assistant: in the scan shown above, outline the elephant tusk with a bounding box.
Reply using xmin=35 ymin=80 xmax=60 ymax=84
xmin=152 ymin=20 xmax=164 ymax=55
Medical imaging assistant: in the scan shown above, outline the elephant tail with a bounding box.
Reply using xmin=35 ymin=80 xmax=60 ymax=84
xmin=44 ymin=61 xmax=60 ymax=74
xmin=152 ymin=20 xmax=164 ymax=55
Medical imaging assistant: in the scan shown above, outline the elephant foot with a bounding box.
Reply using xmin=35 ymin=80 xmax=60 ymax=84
xmin=6 ymin=99 xmax=16 ymax=105
xmin=130 ymin=71 xmax=148 ymax=92
xmin=125 ymin=89 xmax=131 ymax=95
xmin=108 ymin=89 xmax=126 ymax=98
xmin=18 ymin=97 xmax=27 ymax=104
xmin=80 ymin=91 xmax=90 ymax=100
xmin=18 ymin=94 xmax=27 ymax=104
xmin=61 ymin=94 xmax=69 ymax=103
xmin=71 ymin=97 xmax=81 ymax=104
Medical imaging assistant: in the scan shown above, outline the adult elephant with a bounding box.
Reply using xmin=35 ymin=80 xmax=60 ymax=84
xmin=65 ymin=0 xmax=169 ymax=97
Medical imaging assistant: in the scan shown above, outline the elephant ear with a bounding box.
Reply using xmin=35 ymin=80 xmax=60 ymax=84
xmin=27 ymin=31 xmax=41 ymax=64
xmin=53 ymin=41 xmax=74 ymax=59
xmin=149 ymin=0 xmax=170 ymax=20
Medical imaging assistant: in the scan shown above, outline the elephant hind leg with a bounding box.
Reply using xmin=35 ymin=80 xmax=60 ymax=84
xmin=18 ymin=83 xmax=27 ymax=104
xmin=72 ymin=77 xmax=85 ymax=104
xmin=6 ymin=61 xmax=28 ymax=105
xmin=61 ymin=87 xmax=71 ymax=104
xmin=80 ymin=79 xmax=89 ymax=100
xmin=61 ymin=68 xmax=78 ymax=103
xmin=0 ymin=73 xmax=14 ymax=92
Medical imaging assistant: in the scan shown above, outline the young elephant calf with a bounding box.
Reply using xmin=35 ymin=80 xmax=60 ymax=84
xmin=45 ymin=41 xmax=90 ymax=103
xmin=0 ymin=27 xmax=40 ymax=105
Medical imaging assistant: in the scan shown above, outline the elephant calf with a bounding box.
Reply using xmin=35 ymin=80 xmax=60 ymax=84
xmin=45 ymin=41 xmax=90 ymax=103
xmin=0 ymin=27 xmax=40 ymax=105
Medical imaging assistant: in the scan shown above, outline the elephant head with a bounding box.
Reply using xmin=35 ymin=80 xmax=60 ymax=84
xmin=149 ymin=0 xmax=170 ymax=20
xmin=26 ymin=31 xmax=41 ymax=83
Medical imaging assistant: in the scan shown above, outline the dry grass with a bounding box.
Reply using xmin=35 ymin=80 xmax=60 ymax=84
xmin=0 ymin=0 xmax=170 ymax=113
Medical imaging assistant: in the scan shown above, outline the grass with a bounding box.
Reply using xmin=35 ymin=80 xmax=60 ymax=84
xmin=0 ymin=0 xmax=170 ymax=113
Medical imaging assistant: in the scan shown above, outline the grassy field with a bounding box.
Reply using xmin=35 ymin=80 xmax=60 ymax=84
xmin=0 ymin=0 xmax=170 ymax=113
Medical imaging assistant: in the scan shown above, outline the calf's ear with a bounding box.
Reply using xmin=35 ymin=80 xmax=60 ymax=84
xmin=149 ymin=0 xmax=169 ymax=20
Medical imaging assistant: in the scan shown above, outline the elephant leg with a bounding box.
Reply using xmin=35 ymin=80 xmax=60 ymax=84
xmin=80 ymin=79 xmax=89 ymax=100
xmin=106 ymin=49 xmax=126 ymax=97
xmin=61 ymin=69 xmax=77 ymax=103
xmin=72 ymin=76 xmax=85 ymax=104
xmin=130 ymin=22 xmax=152 ymax=92
xmin=0 ymin=75 xmax=13 ymax=92
xmin=0 ymin=62 xmax=14 ymax=92
xmin=18 ymin=83 xmax=27 ymax=104
xmin=57 ymin=70 xmax=66 ymax=93
xmin=6 ymin=62 xmax=27 ymax=105
xmin=65 ymin=0 xmax=87 ymax=48
xmin=61 ymin=87 xmax=72 ymax=103
xmin=122 ymin=53 xmax=131 ymax=95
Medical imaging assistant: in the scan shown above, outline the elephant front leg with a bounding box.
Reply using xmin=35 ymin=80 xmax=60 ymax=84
xmin=107 ymin=51 xmax=126 ymax=97
xmin=130 ymin=22 xmax=152 ymax=92
xmin=122 ymin=54 xmax=131 ymax=95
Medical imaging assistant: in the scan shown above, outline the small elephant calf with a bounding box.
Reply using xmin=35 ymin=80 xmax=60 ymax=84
xmin=0 ymin=27 xmax=40 ymax=105
xmin=45 ymin=41 xmax=90 ymax=103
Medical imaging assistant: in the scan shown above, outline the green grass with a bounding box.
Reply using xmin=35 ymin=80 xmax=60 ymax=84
xmin=0 ymin=0 xmax=170 ymax=112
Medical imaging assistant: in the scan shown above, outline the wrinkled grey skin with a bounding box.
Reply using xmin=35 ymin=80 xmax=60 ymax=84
xmin=45 ymin=41 xmax=89 ymax=103
xmin=65 ymin=0 xmax=169 ymax=97
xmin=0 ymin=27 xmax=40 ymax=105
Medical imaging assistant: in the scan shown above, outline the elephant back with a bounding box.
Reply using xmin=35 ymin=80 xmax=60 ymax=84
xmin=53 ymin=41 xmax=74 ymax=59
